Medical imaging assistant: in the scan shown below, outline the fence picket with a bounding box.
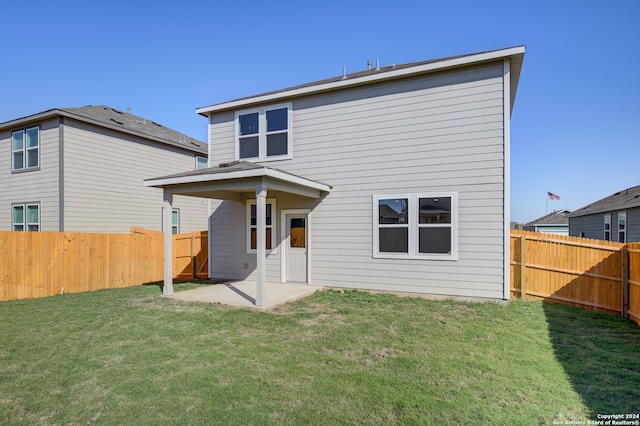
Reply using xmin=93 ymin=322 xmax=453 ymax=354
xmin=0 ymin=230 xmax=208 ymax=302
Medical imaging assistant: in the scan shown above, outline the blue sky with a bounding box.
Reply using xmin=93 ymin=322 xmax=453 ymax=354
xmin=2 ymin=0 xmax=638 ymax=223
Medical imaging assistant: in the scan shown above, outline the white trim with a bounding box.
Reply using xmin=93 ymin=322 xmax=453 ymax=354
xmin=373 ymin=192 xmax=458 ymax=261
xmin=280 ymin=209 xmax=311 ymax=284
xmin=502 ymin=58 xmax=511 ymax=300
xmin=197 ymin=47 xmax=526 ymax=115
xmin=235 ymin=103 xmax=293 ymax=161
xmin=246 ymin=198 xmax=277 ymax=254
xmin=144 ymin=167 xmax=331 ymax=193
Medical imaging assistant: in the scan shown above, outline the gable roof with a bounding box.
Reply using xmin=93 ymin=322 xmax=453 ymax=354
xmin=568 ymin=185 xmax=640 ymax=218
xmin=0 ymin=105 xmax=207 ymax=155
xmin=524 ymin=210 xmax=570 ymax=227
xmin=196 ymin=46 xmax=525 ymax=116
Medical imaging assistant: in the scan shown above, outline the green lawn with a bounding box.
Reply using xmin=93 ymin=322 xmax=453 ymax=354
xmin=0 ymin=283 xmax=638 ymax=425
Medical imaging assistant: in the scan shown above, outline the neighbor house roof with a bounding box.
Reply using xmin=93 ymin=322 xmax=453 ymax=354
xmin=524 ymin=210 xmax=570 ymax=227
xmin=196 ymin=45 xmax=525 ymax=116
xmin=568 ymin=185 xmax=640 ymax=218
xmin=0 ymin=105 xmax=207 ymax=154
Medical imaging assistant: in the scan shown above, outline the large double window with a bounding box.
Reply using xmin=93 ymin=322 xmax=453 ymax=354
xmin=13 ymin=203 xmax=40 ymax=232
xmin=246 ymin=199 xmax=276 ymax=252
xmin=373 ymin=193 xmax=457 ymax=260
xmin=12 ymin=127 xmax=40 ymax=171
xmin=236 ymin=104 xmax=291 ymax=161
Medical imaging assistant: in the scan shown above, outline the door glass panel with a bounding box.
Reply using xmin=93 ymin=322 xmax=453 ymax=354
xmin=290 ymin=218 xmax=306 ymax=248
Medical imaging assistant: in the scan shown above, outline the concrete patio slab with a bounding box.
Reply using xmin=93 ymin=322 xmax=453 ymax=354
xmin=169 ymin=281 xmax=323 ymax=310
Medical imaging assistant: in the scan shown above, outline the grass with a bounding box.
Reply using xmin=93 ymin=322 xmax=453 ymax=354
xmin=0 ymin=283 xmax=638 ymax=425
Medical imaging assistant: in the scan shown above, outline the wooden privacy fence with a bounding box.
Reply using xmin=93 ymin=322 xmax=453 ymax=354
xmin=0 ymin=229 xmax=208 ymax=302
xmin=511 ymin=230 xmax=640 ymax=326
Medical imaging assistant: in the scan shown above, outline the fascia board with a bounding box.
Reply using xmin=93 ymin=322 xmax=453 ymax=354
xmin=144 ymin=167 xmax=332 ymax=193
xmin=196 ymin=46 xmax=526 ymax=115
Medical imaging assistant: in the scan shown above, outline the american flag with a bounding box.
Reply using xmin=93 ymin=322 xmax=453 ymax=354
xmin=547 ymin=191 xmax=560 ymax=201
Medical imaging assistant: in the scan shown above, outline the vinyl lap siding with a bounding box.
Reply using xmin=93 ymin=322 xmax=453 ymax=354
xmin=63 ymin=120 xmax=208 ymax=233
xmin=0 ymin=118 xmax=60 ymax=231
xmin=209 ymin=62 xmax=507 ymax=298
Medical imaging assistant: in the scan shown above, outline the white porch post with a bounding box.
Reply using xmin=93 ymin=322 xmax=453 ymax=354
xmin=163 ymin=190 xmax=174 ymax=296
xmin=256 ymin=184 xmax=267 ymax=306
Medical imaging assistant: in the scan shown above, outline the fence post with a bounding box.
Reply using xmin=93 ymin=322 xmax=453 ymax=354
xmin=520 ymin=235 xmax=527 ymax=300
xmin=622 ymin=247 xmax=629 ymax=318
xmin=191 ymin=234 xmax=197 ymax=279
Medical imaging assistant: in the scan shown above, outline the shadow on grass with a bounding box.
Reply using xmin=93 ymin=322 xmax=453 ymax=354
xmin=542 ymin=301 xmax=640 ymax=415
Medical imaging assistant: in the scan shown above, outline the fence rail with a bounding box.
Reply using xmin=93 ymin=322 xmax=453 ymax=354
xmin=0 ymin=229 xmax=208 ymax=302
xmin=511 ymin=230 xmax=640 ymax=326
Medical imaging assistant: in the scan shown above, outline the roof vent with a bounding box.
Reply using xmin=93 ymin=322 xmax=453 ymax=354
xmin=219 ymin=161 xmax=240 ymax=168
xmin=614 ymin=192 xmax=621 ymax=196
xmin=110 ymin=118 xmax=124 ymax=125
xmin=111 ymin=108 xmax=123 ymax=115
xmin=341 ymin=66 xmax=347 ymax=80
xmin=151 ymin=121 xmax=162 ymax=127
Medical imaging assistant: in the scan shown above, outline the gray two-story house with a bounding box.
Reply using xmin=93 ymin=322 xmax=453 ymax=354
xmin=569 ymin=185 xmax=640 ymax=242
xmin=1 ymin=106 xmax=208 ymax=233
xmin=146 ymin=46 xmax=525 ymax=304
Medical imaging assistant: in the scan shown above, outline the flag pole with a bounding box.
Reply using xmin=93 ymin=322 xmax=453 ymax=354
xmin=546 ymin=191 xmax=548 ymax=214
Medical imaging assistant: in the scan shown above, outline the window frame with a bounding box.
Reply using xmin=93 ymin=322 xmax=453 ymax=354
xmin=246 ymin=198 xmax=277 ymax=254
xmin=373 ymin=192 xmax=458 ymax=261
xmin=162 ymin=208 xmax=180 ymax=234
xmin=12 ymin=202 xmax=40 ymax=232
xmin=235 ymin=103 xmax=292 ymax=162
xmin=618 ymin=212 xmax=626 ymax=243
xmin=604 ymin=214 xmax=611 ymax=241
xmin=195 ymin=155 xmax=208 ymax=170
xmin=12 ymin=126 xmax=40 ymax=172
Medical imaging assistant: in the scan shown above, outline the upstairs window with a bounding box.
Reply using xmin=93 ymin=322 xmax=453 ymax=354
xmin=13 ymin=203 xmax=40 ymax=231
xmin=604 ymin=214 xmax=611 ymax=241
xmin=12 ymin=127 xmax=40 ymax=171
xmin=236 ymin=104 xmax=291 ymax=161
xmin=373 ymin=193 xmax=457 ymax=260
xmin=196 ymin=155 xmax=208 ymax=170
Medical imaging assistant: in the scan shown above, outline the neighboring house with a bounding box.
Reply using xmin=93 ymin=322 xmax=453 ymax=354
xmin=146 ymin=46 xmax=525 ymax=304
xmin=523 ymin=210 xmax=570 ymax=235
xmin=568 ymin=185 xmax=640 ymax=242
xmin=1 ymin=105 xmax=209 ymax=233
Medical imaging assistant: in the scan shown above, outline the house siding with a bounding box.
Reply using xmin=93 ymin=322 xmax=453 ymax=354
xmin=570 ymin=208 xmax=640 ymax=242
xmin=0 ymin=118 xmax=60 ymax=231
xmin=62 ymin=119 xmax=208 ymax=233
xmin=208 ymin=62 xmax=508 ymax=299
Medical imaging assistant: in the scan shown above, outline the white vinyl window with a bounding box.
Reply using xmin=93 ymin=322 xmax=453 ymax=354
xmin=604 ymin=214 xmax=611 ymax=241
xmin=162 ymin=208 xmax=180 ymax=234
xmin=373 ymin=193 xmax=458 ymax=260
xmin=196 ymin=155 xmax=208 ymax=170
xmin=236 ymin=103 xmax=292 ymax=161
xmin=12 ymin=203 xmax=40 ymax=231
xmin=246 ymin=198 xmax=276 ymax=253
xmin=12 ymin=127 xmax=40 ymax=171
xmin=618 ymin=212 xmax=626 ymax=243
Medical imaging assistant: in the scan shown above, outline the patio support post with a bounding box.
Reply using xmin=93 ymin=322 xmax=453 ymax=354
xmin=256 ymin=184 xmax=267 ymax=306
xmin=163 ymin=191 xmax=174 ymax=296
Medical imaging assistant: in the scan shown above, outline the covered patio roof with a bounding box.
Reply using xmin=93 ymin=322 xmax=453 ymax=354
xmin=144 ymin=161 xmax=332 ymax=307
xmin=144 ymin=160 xmax=332 ymax=201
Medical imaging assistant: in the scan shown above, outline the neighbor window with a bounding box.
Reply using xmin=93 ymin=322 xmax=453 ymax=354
xmin=12 ymin=127 xmax=40 ymax=171
xmin=246 ymin=199 xmax=276 ymax=252
xmin=618 ymin=212 xmax=626 ymax=243
xmin=236 ymin=104 xmax=291 ymax=161
xmin=604 ymin=214 xmax=611 ymax=241
xmin=373 ymin=193 xmax=457 ymax=260
xmin=12 ymin=203 xmax=40 ymax=231
xmin=195 ymin=155 xmax=208 ymax=170
xmin=162 ymin=208 xmax=180 ymax=234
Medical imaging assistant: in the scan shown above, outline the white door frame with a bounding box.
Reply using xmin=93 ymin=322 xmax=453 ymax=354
xmin=280 ymin=209 xmax=311 ymax=284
